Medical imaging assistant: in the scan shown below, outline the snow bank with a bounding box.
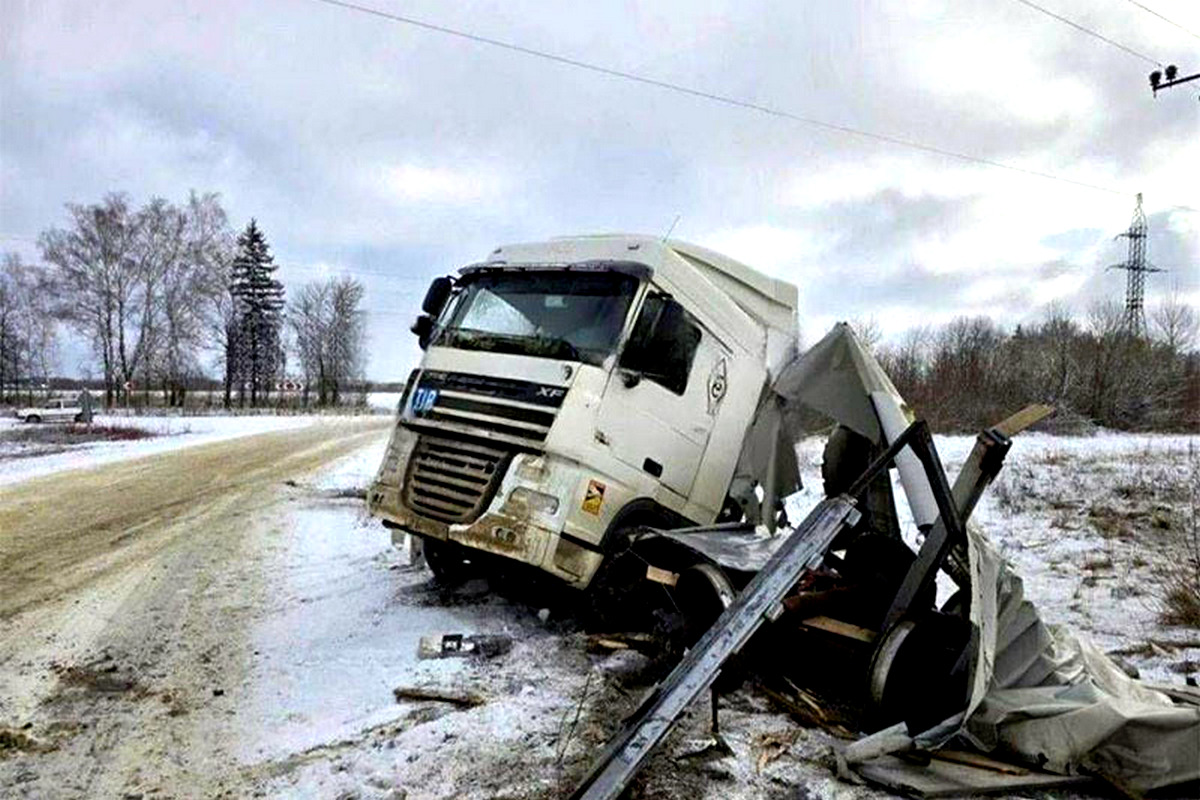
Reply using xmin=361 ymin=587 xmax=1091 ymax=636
xmin=0 ymin=415 xmax=357 ymax=489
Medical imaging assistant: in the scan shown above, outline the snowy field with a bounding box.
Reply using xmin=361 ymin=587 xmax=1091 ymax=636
xmin=1 ymin=424 xmax=1196 ymax=799
xmin=0 ymin=414 xmax=367 ymax=487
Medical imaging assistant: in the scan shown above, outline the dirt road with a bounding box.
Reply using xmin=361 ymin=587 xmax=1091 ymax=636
xmin=0 ymin=418 xmax=388 ymax=618
xmin=0 ymin=419 xmax=390 ymax=798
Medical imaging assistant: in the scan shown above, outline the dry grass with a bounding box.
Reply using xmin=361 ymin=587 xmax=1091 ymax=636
xmin=2 ymin=423 xmax=158 ymax=445
xmin=0 ymin=423 xmax=161 ymax=461
xmin=1158 ymin=443 xmax=1200 ymax=627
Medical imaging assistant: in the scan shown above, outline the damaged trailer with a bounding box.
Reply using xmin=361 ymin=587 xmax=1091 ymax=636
xmin=572 ymin=323 xmax=1200 ymax=799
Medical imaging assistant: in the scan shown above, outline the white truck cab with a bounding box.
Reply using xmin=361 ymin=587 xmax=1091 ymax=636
xmin=367 ymin=235 xmax=798 ymax=587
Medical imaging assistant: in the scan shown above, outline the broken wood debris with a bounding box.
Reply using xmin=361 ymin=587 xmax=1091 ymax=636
xmin=850 ymin=753 xmax=1095 ymax=798
xmin=392 ymin=686 xmax=485 ymax=708
xmin=799 ymin=615 xmax=877 ymax=643
xmin=584 ymin=632 xmax=660 ymax=655
xmin=752 ymin=729 xmax=800 ymax=773
xmin=643 ymin=564 xmax=678 ymax=586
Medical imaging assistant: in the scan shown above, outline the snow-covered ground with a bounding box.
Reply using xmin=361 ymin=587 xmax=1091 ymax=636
xmin=0 ymin=414 xmax=375 ymax=488
xmin=368 ymin=392 xmax=403 ymax=412
xmin=242 ymin=430 xmax=1199 ymax=798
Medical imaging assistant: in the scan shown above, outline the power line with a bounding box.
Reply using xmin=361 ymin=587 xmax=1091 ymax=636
xmin=1121 ymin=0 xmax=1200 ymax=42
xmin=306 ymin=0 xmax=1133 ymax=199
xmin=284 ymin=261 xmax=428 ymax=281
xmin=1008 ymin=0 xmax=1163 ymax=66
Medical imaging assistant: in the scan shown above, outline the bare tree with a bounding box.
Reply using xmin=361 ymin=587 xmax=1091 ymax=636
xmin=326 ymin=277 xmax=365 ymax=405
xmin=289 ymin=280 xmax=330 ymax=405
xmin=0 ymin=254 xmax=57 ymax=404
xmin=41 ymin=192 xmax=237 ymax=409
xmin=1153 ymin=290 xmax=1199 ymax=354
xmin=157 ymin=193 xmax=232 ymax=405
xmin=288 ymin=276 xmax=366 ymax=407
xmin=849 ymin=316 xmax=882 ymax=351
xmin=39 ymin=194 xmax=138 ymax=406
xmin=0 ymin=255 xmax=19 ymax=401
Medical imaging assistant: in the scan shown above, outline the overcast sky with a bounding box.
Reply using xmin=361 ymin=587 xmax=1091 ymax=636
xmin=2 ymin=0 xmax=1197 ymax=380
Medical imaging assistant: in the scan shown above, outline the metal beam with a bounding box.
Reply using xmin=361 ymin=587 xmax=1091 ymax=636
xmin=569 ymin=496 xmax=860 ymax=800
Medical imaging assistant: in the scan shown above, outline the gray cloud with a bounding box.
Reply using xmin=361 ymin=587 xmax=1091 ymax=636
xmin=2 ymin=0 xmax=1197 ymax=378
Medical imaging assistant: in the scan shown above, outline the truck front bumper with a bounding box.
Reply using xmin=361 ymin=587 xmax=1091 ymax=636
xmin=368 ymin=452 xmax=607 ymax=587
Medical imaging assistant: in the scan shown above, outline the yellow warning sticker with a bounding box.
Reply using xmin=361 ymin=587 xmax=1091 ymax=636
xmin=582 ymin=480 xmax=606 ymax=515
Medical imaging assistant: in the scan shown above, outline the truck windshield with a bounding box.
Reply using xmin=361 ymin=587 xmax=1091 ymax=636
xmin=435 ymin=271 xmax=639 ymax=366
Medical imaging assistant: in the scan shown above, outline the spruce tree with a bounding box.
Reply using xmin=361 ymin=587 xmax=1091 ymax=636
xmin=229 ymin=220 xmax=285 ymax=406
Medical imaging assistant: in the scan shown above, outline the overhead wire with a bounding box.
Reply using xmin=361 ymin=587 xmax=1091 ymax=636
xmin=1008 ymin=0 xmax=1164 ymax=66
xmin=307 ymin=0 xmax=1139 ymax=200
xmin=1120 ymin=0 xmax=1200 ymax=43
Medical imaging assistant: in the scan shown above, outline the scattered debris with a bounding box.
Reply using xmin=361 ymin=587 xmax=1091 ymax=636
xmin=751 ymin=729 xmax=799 ymax=773
xmin=416 ymin=633 xmax=512 ymax=660
xmin=584 ymin=632 xmax=659 ymax=655
xmin=570 ymin=402 xmax=1200 ymax=799
xmin=848 ymin=752 xmax=1095 ymax=797
xmin=50 ymin=659 xmax=143 ymax=696
xmin=392 ymin=686 xmax=486 ymax=708
xmin=0 ymin=727 xmax=45 ymax=755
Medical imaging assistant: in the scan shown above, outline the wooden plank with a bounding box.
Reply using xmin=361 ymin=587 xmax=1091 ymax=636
xmin=854 ymin=754 xmax=1094 ymax=798
xmin=801 ymin=615 xmax=877 ymax=643
xmin=393 ymin=686 xmax=486 ymax=707
xmin=992 ymin=404 xmax=1055 ymax=437
xmin=930 ymin=749 xmax=1029 ymax=776
xmin=644 ymin=565 xmax=679 ymax=587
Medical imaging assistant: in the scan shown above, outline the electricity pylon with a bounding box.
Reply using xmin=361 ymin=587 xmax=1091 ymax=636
xmin=1108 ymin=193 xmax=1163 ymax=336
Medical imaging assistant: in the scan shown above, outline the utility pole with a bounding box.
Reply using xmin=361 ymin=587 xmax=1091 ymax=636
xmin=1108 ymin=193 xmax=1163 ymax=337
xmin=1149 ymin=64 xmax=1200 ymax=99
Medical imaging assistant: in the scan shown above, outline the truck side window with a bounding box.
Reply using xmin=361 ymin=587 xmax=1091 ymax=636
xmin=620 ymin=293 xmax=701 ymax=395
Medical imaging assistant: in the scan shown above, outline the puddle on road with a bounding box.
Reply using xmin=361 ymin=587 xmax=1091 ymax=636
xmin=238 ymin=502 xmax=532 ymax=761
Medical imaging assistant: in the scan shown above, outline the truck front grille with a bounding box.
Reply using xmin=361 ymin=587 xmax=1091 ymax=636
xmin=404 ymin=435 xmax=511 ymax=524
xmin=409 ymin=371 xmax=567 ymax=449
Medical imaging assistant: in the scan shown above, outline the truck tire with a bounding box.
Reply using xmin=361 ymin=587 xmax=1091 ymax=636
xmin=25 ymin=414 xmax=41 ymax=424
xmin=585 ymin=534 xmax=733 ymax=654
xmin=422 ymin=538 xmax=475 ymax=586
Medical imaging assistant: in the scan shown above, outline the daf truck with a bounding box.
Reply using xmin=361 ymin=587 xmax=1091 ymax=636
xmin=366 ymin=234 xmax=801 ymax=589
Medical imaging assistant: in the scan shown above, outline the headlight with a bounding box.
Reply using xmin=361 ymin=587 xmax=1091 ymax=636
xmin=509 ymin=487 xmax=559 ymax=515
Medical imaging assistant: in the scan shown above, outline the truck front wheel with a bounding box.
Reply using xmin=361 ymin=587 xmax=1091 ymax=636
xmin=422 ymin=538 xmax=475 ymax=586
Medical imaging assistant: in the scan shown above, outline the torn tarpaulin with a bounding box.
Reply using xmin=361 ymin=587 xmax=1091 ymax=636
xmin=845 ymin=524 xmax=1200 ymax=794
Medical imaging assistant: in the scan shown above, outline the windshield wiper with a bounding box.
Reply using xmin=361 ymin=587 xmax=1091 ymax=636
xmin=439 ymin=328 xmax=583 ymax=361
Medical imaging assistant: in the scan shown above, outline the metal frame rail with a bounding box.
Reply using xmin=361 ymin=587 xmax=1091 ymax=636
xmin=568 ymin=495 xmax=861 ymax=800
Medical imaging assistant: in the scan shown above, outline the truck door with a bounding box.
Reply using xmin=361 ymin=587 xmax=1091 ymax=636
xmin=595 ymin=292 xmax=729 ymax=497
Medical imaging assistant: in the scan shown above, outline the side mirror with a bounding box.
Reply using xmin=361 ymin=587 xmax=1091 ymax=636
xmin=619 ymin=368 xmax=642 ymax=389
xmin=411 ymin=315 xmax=435 ymax=349
xmin=422 ymin=276 xmax=453 ymax=316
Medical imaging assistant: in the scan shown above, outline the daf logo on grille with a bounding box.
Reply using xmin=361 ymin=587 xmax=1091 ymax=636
xmin=537 ymin=387 xmax=566 ymax=399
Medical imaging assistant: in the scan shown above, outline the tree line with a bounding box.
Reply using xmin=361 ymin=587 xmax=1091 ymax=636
xmin=867 ymin=298 xmax=1199 ymax=433
xmin=0 ymin=191 xmax=366 ymax=409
